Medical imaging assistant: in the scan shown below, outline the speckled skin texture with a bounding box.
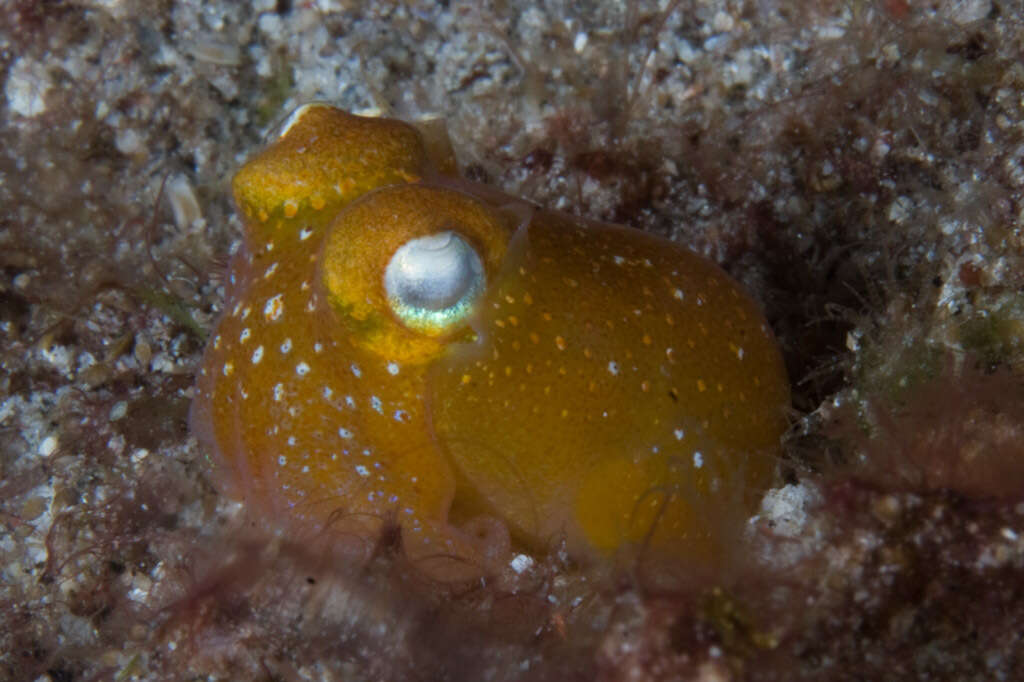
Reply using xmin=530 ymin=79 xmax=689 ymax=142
xmin=192 ymin=105 xmax=789 ymax=571
xmin=434 ymin=210 xmax=788 ymax=561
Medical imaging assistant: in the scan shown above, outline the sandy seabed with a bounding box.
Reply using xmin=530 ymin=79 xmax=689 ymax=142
xmin=2 ymin=1 xmax=1024 ymax=680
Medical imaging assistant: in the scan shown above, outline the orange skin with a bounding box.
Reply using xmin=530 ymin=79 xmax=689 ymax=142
xmin=191 ymin=105 xmax=790 ymax=575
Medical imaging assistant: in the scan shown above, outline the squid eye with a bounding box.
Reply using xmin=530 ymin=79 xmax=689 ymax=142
xmin=384 ymin=231 xmax=485 ymax=334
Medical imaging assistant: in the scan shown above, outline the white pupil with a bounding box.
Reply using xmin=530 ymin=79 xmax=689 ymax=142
xmin=384 ymin=232 xmax=483 ymax=312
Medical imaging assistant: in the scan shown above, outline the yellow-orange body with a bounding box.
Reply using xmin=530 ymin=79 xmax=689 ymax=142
xmin=191 ymin=105 xmax=790 ymax=573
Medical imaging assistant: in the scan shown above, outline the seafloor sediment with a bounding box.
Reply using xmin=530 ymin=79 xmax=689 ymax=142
xmin=2 ymin=1 xmax=1024 ymax=680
